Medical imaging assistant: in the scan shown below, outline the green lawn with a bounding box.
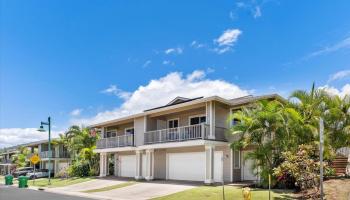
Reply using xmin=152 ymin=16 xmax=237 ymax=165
xmin=82 ymin=181 xmax=137 ymax=193
xmin=27 ymin=177 xmax=94 ymax=188
xmin=152 ymin=185 xmax=294 ymax=200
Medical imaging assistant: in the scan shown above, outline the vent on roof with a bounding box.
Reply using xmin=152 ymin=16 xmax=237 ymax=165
xmin=144 ymin=96 xmax=203 ymax=112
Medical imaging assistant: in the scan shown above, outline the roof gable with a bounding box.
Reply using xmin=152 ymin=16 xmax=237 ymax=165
xmin=166 ymin=97 xmax=191 ymax=106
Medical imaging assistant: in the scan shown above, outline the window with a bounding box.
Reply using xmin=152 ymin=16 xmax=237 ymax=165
xmin=189 ymin=115 xmax=206 ymax=125
xmin=105 ymin=130 xmax=116 ymax=138
xmin=167 ymin=119 xmax=179 ymax=128
xmin=125 ymin=127 xmax=134 ymax=135
xmin=231 ymin=118 xmax=240 ymax=126
xmin=233 ymin=150 xmax=240 ymax=169
xmin=231 ymin=109 xmax=241 ymax=127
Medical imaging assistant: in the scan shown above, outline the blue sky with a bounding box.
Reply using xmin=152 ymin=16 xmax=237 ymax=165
xmin=1 ymin=0 xmax=350 ymax=147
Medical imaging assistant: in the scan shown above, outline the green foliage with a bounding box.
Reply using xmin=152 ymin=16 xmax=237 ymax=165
xmin=61 ymin=126 xmax=100 ymax=177
xmin=13 ymin=146 xmax=31 ymax=167
xmin=273 ymin=144 xmax=332 ymax=191
xmin=229 ymin=83 xmax=350 ymax=189
xmin=68 ymin=160 xmax=90 ymax=177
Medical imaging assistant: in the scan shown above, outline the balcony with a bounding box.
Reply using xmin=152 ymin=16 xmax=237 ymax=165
xmin=96 ymin=134 xmax=134 ymax=149
xmin=144 ymin=124 xmax=227 ymax=144
xmin=38 ymin=151 xmax=70 ymax=159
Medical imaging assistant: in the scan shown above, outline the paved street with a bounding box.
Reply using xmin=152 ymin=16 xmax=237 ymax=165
xmin=0 ymin=184 xmax=95 ymax=200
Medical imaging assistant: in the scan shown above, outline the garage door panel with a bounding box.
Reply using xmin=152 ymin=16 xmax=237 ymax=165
xmin=120 ymin=155 xmax=136 ymax=178
xmin=168 ymin=152 xmax=205 ymax=181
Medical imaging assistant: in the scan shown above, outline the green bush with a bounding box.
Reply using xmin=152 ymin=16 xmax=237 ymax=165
xmin=68 ymin=161 xmax=90 ymax=177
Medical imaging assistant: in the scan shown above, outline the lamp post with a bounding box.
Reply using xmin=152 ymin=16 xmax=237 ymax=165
xmin=37 ymin=116 xmax=51 ymax=185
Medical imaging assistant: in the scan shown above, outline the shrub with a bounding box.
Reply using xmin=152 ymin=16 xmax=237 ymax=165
xmin=273 ymin=144 xmax=332 ymax=191
xmin=68 ymin=161 xmax=90 ymax=177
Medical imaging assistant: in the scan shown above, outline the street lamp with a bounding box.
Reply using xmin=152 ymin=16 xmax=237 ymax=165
xmin=37 ymin=116 xmax=51 ymax=185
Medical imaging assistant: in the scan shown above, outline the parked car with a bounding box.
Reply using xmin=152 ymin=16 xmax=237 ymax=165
xmin=26 ymin=169 xmax=49 ymax=179
xmin=13 ymin=167 xmax=33 ymax=177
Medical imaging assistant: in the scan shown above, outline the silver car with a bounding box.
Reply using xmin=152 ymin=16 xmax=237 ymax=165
xmin=26 ymin=169 xmax=49 ymax=179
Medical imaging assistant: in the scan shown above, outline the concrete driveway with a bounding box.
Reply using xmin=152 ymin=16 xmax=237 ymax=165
xmin=53 ymin=178 xmax=128 ymax=192
xmin=46 ymin=178 xmax=198 ymax=200
xmin=93 ymin=180 xmax=197 ymax=200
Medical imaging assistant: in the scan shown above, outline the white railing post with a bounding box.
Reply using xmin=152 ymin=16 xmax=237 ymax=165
xmin=159 ymin=130 xmax=162 ymax=142
xmin=105 ymin=138 xmax=108 ymax=148
xmin=201 ymin=124 xmax=205 ymax=139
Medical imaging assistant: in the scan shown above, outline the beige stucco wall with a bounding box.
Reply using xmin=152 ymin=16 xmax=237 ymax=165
xmin=106 ymin=122 xmax=134 ymax=136
xmin=215 ymin=102 xmax=230 ymax=129
xmin=134 ymin=117 xmax=145 ymax=146
xmin=154 ymin=149 xmax=166 ymax=179
xmin=148 ymin=108 xmax=206 ymax=131
xmin=215 ymin=145 xmax=232 ymax=182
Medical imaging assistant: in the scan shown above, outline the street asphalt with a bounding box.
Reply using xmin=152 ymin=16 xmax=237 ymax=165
xmin=0 ymin=184 xmax=94 ymax=200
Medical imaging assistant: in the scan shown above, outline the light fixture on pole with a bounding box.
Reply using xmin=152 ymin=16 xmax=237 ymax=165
xmin=37 ymin=117 xmax=52 ymax=185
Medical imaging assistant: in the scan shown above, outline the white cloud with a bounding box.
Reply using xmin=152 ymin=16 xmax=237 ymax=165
xmin=307 ymin=36 xmax=350 ymax=58
xmin=190 ymin=41 xmax=205 ymax=49
xmin=0 ymin=128 xmax=61 ymax=148
xmin=213 ymin=29 xmax=242 ymax=54
xmin=206 ymin=67 xmax=215 ymax=73
xmin=253 ymin=6 xmax=262 ymax=18
xmin=72 ymin=70 xmax=250 ymax=126
xmin=212 ymin=46 xmax=232 ymax=54
xmin=70 ymin=108 xmax=83 ymax=116
xmin=162 ymin=60 xmax=175 ymax=66
xmin=142 ymin=60 xmax=152 ymax=68
xmin=230 ymin=1 xmax=267 ymax=20
xmin=215 ymin=29 xmax=242 ymax=47
xmin=165 ymin=47 xmax=183 ymax=55
xmin=328 ymin=70 xmax=350 ymax=82
xmin=101 ymin=85 xmax=131 ymax=100
xmin=319 ymin=84 xmax=350 ymax=98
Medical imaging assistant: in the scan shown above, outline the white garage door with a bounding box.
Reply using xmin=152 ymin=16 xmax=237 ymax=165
xmin=168 ymin=152 xmax=205 ymax=181
xmin=167 ymin=151 xmax=223 ymax=182
xmin=120 ymin=155 xmax=136 ymax=178
xmin=242 ymin=151 xmax=257 ymax=181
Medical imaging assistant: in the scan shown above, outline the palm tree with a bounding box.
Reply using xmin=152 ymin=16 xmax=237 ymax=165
xmin=230 ymin=100 xmax=295 ymax=186
xmin=59 ymin=125 xmax=100 ymax=176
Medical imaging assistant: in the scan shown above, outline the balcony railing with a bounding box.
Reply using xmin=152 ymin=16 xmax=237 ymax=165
xmin=37 ymin=151 xmax=70 ymax=159
xmin=96 ymin=134 xmax=134 ymax=149
xmin=144 ymin=124 xmax=227 ymax=144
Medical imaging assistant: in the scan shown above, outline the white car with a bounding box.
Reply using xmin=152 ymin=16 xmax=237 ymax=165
xmin=26 ymin=169 xmax=49 ymax=179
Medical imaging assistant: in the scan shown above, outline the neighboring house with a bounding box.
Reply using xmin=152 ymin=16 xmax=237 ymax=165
xmin=92 ymin=94 xmax=282 ymax=184
xmin=0 ymin=139 xmax=71 ymax=176
xmin=0 ymin=148 xmax=18 ymax=175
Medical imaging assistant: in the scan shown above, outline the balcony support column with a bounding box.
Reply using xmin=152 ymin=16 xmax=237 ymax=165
xmin=205 ymin=144 xmax=215 ymax=184
xmin=54 ymin=160 xmax=58 ymax=175
xmin=135 ymin=150 xmax=143 ymax=180
xmin=145 ymin=149 xmax=154 ymax=181
xmin=99 ymin=152 xmax=107 ymax=177
xmin=114 ymin=153 xmax=118 ymax=176
xmin=206 ymin=101 xmax=215 ymax=139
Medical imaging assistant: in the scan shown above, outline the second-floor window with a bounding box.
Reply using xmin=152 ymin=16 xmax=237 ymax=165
xmin=168 ymin=119 xmax=179 ymax=128
xmin=189 ymin=115 xmax=206 ymax=125
xmin=125 ymin=127 xmax=134 ymax=135
xmin=105 ymin=130 xmax=116 ymax=138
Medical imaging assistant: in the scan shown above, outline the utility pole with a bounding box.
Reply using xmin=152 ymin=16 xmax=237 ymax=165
xmin=319 ymin=118 xmax=324 ymax=200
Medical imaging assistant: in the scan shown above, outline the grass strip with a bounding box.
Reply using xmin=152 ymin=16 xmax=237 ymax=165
xmin=82 ymin=182 xmax=136 ymax=193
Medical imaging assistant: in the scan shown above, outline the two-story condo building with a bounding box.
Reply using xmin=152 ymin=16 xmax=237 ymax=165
xmin=0 ymin=139 xmax=70 ymax=175
xmin=92 ymin=94 xmax=281 ymax=184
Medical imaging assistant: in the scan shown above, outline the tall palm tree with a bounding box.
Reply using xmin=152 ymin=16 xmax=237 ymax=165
xmin=230 ymin=100 xmax=296 ymax=186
